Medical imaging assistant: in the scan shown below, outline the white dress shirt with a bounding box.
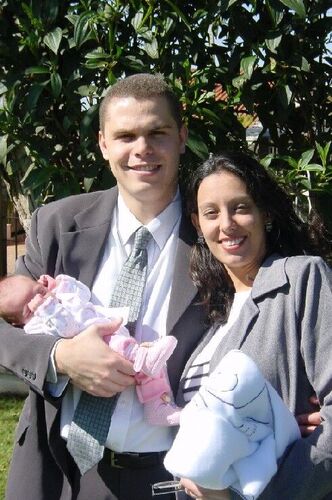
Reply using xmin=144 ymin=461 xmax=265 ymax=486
xmin=59 ymin=190 xmax=182 ymax=452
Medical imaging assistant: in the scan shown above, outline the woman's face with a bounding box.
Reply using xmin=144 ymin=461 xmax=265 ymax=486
xmin=192 ymin=170 xmax=268 ymax=288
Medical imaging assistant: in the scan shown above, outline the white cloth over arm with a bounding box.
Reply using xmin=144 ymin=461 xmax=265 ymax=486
xmin=164 ymin=350 xmax=300 ymax=500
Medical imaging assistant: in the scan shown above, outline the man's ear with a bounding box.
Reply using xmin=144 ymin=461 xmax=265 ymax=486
xmin=98 ymin=130 xmax=109 ymax=160
xmin=191 ymin=213 xmax=202 ymax=234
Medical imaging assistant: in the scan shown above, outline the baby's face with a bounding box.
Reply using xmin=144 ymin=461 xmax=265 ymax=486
xmin=6 ymin=276 xmax=48 ymax=325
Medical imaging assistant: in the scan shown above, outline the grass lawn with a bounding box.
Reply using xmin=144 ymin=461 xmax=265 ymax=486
xmin=0 ymin=396 xmax=25 ymax=499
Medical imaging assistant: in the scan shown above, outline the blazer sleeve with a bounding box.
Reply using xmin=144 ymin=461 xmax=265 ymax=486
xmin=0 ymin=206 xmax=58 ymax=396
xmin=255 ymin=258 xmax=332 ymax=500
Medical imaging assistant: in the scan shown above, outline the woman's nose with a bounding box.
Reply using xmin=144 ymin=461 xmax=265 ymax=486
xmin=219 ymin=212 xmax=236 ymax=233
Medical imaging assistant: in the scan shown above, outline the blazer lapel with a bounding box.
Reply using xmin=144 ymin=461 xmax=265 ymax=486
xmin=211 ymin=254 xmax=289 ymax=369
xmin=59 ymin=188 xmax=118 ymax=288
xmin=166 ymin=214 xmax=198 ymax=334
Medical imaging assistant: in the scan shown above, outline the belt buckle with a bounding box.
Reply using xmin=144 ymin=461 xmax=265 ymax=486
xmin=110 ymin=451 xmax=124 ymax=469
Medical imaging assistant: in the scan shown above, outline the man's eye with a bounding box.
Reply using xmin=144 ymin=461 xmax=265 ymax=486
xmin=117 ymin=134 xmax=134 ymax=141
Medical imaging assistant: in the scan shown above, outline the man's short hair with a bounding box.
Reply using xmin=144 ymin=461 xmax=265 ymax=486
xmin=99 ymin=73 xmax=183 ymax=131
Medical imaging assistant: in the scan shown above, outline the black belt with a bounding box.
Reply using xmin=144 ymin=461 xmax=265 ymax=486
xmin=104 ymin=449 xmax=167 ymax=469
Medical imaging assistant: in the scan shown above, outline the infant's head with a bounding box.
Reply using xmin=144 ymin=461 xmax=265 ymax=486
xmin=0 ymin=275 xmax=48 ymax=326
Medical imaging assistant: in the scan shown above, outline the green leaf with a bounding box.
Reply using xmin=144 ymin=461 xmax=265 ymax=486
xmin=260 ymin=154 xmax=274 ymax=168
xmin=40 ymin=0 xmax=59 ymax=24
xmin=163 ymin=0 xmax=191 ymax=30
xmin=85 ymin=59 xmax=108 ymax=69
xmin=143 ymin=39 xmax=159 ymax=59
xmin=21 ymin=165 xmax=53 ymax=190
xmin=43 ymin=27 xmax=63 ymax=55
xmin=0 ymin=83 xmax=8 ymax=95
xmin=25 ymin=66 xmax=50 ymax=75
xmin=278 ymin=0 xmax=306 ymax=18
xmin=26 ymin=84 xmax=46 ymax=110
xmin=304 ymin=164 xmax=324 ymax=172
xmin=200 ymin=107 xmax=222 ymax=123
xmin=85 ymin=48 xmax=111 ymax=60
xmin=266 ymin=1 xmax=284 ymax=26
xmin=131 ymin=9 xmax=144 ymax=32
xmin=300 ymin=57 xmax=310 ymax=72
xmin=0 ymin=134 xmax=8 ymax=163
xmin=50 ymin=72 xmax=62 ymax=98
xmin=299 ymin=178 xmax=311 ymax=190
xmin=299 ymin=149 xmax=314 ymax=168
xmin=219 ymin=0 xmax=240 ymax=9
xmin=83 ymin=177 xmax=94 ymax=192
xmin=240 ymin=56 xmax=257 ymax=80
xmin=77 ymin=85 xmax=97 ymax=97
xmin=232 ymin=74 xmax=246 ymax=89
xmin=265 ymin=34 xmax=282 ymax=53
xmin=315 ymin=141 xmax=331 ymax=167
xmin=277 ymin=84 xmax=292 ymax=108
xmin=80 ymin=104 xmax=98 ymax=135
xmin=74 ymin=12 xmax=94 ymax=48
xmin=186 ymin=131 xmax=209 ymax=159
xmin=121 ymin=55 xmax=145 ymax=71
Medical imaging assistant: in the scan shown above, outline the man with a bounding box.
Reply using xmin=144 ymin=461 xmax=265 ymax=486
xmin=0 ymin=73 xmax=208 ymax=500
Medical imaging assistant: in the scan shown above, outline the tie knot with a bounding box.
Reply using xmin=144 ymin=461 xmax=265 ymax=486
xmin=133 ymin=226 xmax=152 ymax=251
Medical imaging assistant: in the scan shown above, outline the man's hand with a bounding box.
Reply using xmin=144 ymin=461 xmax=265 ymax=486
xmin=296 ymin=395 xmax=322 ymax=436
xmin=180 ymin=478 xmax=230 ymax=500
xmin=54 ymin=320 xmax=135 ymax=397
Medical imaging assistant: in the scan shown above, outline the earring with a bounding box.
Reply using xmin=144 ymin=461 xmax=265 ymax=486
xmin=265 ymin=221 xmax=273 ymax=233
xmin=197 ymin=234 xmax=205 ymax=245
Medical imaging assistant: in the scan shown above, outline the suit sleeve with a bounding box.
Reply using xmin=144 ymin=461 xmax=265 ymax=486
xmin=0 ymin=207 xmax=59 ymax=396
xmin=255 ymin=258 xmax=332 ymax=500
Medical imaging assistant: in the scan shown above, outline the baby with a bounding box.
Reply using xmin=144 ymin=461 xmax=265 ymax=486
xmin=0 ymin=273 xmax=181 ymax=426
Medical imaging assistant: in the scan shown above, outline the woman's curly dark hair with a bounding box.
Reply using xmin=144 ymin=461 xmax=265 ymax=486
xmin=187 ymin=152 xmax=331 ymax=325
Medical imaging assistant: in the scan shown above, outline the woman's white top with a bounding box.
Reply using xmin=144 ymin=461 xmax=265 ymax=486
xmin=182 ymin=290 xmax=251 ymax=403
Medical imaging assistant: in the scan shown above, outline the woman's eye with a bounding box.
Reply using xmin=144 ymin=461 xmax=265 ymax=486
xmin=235 ymin=204 xmax=248 ymax=212
xmin=202 ymin=210 xmax=217 ymax=218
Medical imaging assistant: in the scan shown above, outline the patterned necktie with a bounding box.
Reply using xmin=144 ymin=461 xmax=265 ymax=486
xmin=67 ymin=226 xmax=152 ymax=475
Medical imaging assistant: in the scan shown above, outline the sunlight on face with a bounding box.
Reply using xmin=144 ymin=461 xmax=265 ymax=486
xmin=99 ymin=96 xmax=187 ymax=216
xmin=192 ymin=170 xmax=267 ymax=288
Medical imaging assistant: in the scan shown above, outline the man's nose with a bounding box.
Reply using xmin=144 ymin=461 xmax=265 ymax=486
xmin=134 ymin=136 xmax=152 ymax=155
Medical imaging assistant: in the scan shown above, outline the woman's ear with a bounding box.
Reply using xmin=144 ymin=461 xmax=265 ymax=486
xmin=191 ymin=213 xmax=202 ymax=235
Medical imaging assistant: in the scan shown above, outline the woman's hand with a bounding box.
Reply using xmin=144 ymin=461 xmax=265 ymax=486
xmin=296 ymin=395 xmax=322 ymax=436
xmin=180 ymin=478 xmax=230 ymax=500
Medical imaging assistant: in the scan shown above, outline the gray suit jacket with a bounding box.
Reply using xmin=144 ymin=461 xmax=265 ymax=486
xmin=0 ymin=187 xmax=207 ymax=500
xmin=177 ymin=254 xmax=332 ymax=500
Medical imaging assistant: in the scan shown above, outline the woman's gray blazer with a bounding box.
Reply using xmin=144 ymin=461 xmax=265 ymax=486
xmin=178 ymin=253 xmax=332 ymax=499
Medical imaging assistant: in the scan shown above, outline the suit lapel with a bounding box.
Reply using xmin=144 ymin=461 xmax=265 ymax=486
xmin=211 ymin=254 xmax=288 ymax=370
xmin=166 ymin=213 xmax=198 ymax=334
xmin=59 ymin=188 xmax=118 ymax=288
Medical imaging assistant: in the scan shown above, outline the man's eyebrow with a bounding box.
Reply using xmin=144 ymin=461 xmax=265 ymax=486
xmin=113 ymin=124 xmax=173 ymax=134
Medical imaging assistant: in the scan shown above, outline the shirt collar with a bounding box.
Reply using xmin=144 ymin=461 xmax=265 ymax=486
xmin=117 ymin=189 xmax=182 ymax=249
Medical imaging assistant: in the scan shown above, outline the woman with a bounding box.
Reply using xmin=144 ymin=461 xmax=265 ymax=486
xmin=177 ymin=152 xmax=332 ymax=499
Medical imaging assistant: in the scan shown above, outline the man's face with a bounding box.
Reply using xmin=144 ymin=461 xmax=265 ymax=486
xmin=99 ymin=96 xmax=187 ymax=215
